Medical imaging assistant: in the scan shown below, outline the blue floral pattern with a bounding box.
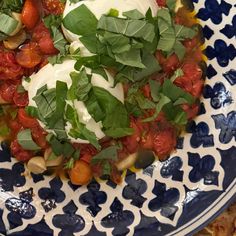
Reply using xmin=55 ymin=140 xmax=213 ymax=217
xmin=0 ymin=0 xmax=236 ymax=236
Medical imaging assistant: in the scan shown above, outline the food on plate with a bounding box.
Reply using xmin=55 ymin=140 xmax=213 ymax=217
xmin=0 ymin=0 xmax=205 ymax=185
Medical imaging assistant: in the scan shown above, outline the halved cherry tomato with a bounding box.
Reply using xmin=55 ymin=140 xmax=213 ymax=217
xmin=16 ymin=42 xmax=42 ymax=68
xmin=0 ymin=81 xmax=19 ymax=103
xmin=69 ymin=160 xmax=92 ymax=185
xmin=21 ymin=0 xmax=40 ymax=30
xmin=79 ymin=144 xmax=97 ymax=164
xmin=8 ymin=119 xmax=22 ymax=136
xmin=0 ymin=52 xmax=23 ymax=80
xmin=31 ymin=125 xmax=48 ymax=149
xmin=13 ymin=91 xmax=29 ymax=107
xmin=11 ymin=139 xmax=33 ymax=162
xmin=33 ymin=22 xmax=59 ymax=55
xmin=41 ymin=0 xmax=65 ymax=15
xmin=18 ymin=108 xmax=38 ymax=128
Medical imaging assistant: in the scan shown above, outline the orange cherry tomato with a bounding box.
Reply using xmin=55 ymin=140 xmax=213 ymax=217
xmin=69 ymin=160 xmax=93 ymax=185
xmin=16 ymin=42 xmax=42 ymax=68
xmin=21 ymin=0 xmax=40 ymax=30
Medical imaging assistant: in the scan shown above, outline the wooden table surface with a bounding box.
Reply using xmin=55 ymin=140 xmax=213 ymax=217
xmin=195 ymin=202 xmax=236 ymax=236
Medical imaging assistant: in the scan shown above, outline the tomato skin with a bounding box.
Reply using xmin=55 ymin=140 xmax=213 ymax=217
xmin=33 ymin=22 xmax=59 ymax=55
xmin=31 ymin=125 xmax=48 ymax=149
xmin=182 ymin=104 xmax=199 ymax=120
xmin=79 ymin=144 xmax=97 ymax=164
xmin=152 ymin=128 xmax=177 ymax=160
xmin=21 ymin=0 xmax=40 ymax=30
xmin=69 ymin=160 xmax=92 ymax=185
xmin=16 ymin=42 xmax=42 ymax=68
xmin=11 ymin=139 xmax=33 ymax=162
xmin=142 ymin=84 xmax=151 ymax=98
xmin=42 ymin=0 xmax=65 ymax=15
xmin=18 ymin=108 xmax=38 ymax=128
xmin=0 ymin=52 xmax=23 ymax=80
xmin=8 ymin=119 xmax=22 ymax=137
xmin=174 ymin=63 xmax=203 ymax=97
xmin=0 ymin=81 xmax=19 ymax=103
xmin=13 ymin=92 xmax=29 ymax=107
xmin=156 ymin=0 xmax=166 ymax=7
xmin=155 ymin=51 xmax=180 ymax=73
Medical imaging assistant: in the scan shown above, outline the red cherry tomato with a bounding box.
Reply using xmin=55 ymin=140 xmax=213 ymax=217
xmin=16 ymin=43 xmax=42 ymax=68
xmin=79 ymin=144 xmax=97 ymax=164
xmin=152 ymin=128 xmax=176 ymax=160
xmin=156 ymin=0 xmax=166 ymax=7
xmin=0 ymin=52 xmax=23 ymax=80
xmin=0 ymin=81 xmax=18 ymax=103
xmin=31 ymin=125 xmax=48 ymax=149
xmin=8 ymin=119 xmax=22 ymax=136
xmin=18 ymin=108 xmax=38 ymax=128
xmin=21 ymin=0 xmax=40 ymax=29
xmin=41 ymin=0 xmax=65 ymax=15
xmin=11 ymin=139 xmax=34 ymax=162
xmin=13 ymin=92 xmax=29 ymax=107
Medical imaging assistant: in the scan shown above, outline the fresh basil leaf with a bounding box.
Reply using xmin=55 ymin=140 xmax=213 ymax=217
xmin=92 ymin=67 xmax=108 ymax=81
xmin=162 ymin=79 xmax=195 ymax=104
xmin=43 ymin=15 xmax=62 ymax=29
xmin=97 ymin=15 xmax=155 ymax=42
xmin=175 ymin=24 xmax=197 ymax=40
xmin=172 ymin=40 xmax=186 ymax=60
xmin=17 ymin=84 xmax=26 ymax=93
xmin=104 ymin=128 xmax=134 ymax=138
xmin=0 ymin=13 xmax=18 ymax=35
xmin=173 ymin=97 xmax=189 ymax=106
xmin=115 ymin=48 xmax=145 ymax=68
xmin=166 ymin=0 xmax=176 ymax=12
xmin=143 ymin=94 xmax=171 ymax=122
xmin=17 ymin=129 xmax=41 ymax=151
xmin=0 ymin=0 xmax=23 ymax=13
xmin=51 ymin=26 xmax=68 ymax=54
xmin=79 ymin=34 xmax=101 ymax=54
xmin=170 ymin=68 xmax=184 ymax=82
xmin=67 ymin=69 xmax=92 ymax=101
xmin=149 ymin=80 xmax=161 ymax=102
xmin=0 ymin=31 xmax=8 ymax=41
xmin=91 ymin=146 xmax=119 ymax=164
xmin=74 ymin=55 xmax=100 ymax=70
xmin=123 ymin=9 xmax=145 ymax=20
xmin=25 ymin=106 xmax=39 ymax=118
xmin=63 ymin=4 xmax=98 ymax=36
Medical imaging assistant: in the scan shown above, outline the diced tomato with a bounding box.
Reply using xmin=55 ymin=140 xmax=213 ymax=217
xmin=110 ymin=166 xmax=122 ymax=184
xmin=18 ymin=108 xmax=38 ymax=128
xmin=21 ymin=0 xmax=40 ymax=30
xmin=16 ymin=42 xmax=42 ymax=68
xmin=182 ymin=104 xmax=199 ymax=120
xmin=156 ymin=0 xmax=166 ymax=7
xmin=141 ymin=131 xmax=153 ymax=150
xmin=122 ymin=118 xmax=143 ymax=153
xmin=79 ymin=144 xmax=97 ymax=164
xmin=152 ymin=128 xmax=177 ymax=160
xmin=0 ymin=81 xmax=19 ymax=103
xmin=174 ymin=62 xmax=203 ymax=97
xmin=0 ymin=52 xmax=23 ymax=80
xmin=142 ymin=84 xmax=151 ymax=98
xmin=33 ymin=22 xmax=59 ymax=55
xmin=31 ymin=125 xmax=48 ymax=149
xmin=41 ymin=0 xmax=65 ymax=15
xmin=11 ymin=139 xmax=33 ymax=162
xmin=13 ymin=91 xmax=29 ymax=107
xmin=8 ymin=119 xmax=22 ymax=136
xmin=183 ymin=37 xmax=199 ymax=53
xmin=155 ymin=51 xmax=180 ymax=73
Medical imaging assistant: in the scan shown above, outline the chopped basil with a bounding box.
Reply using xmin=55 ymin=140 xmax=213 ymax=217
xmin=0 ymin=13 xmax=18 ymax=35
xmin=43 ymin=15 xmax=62 ymax=29
xmin=51 ymin=26 xmax=68 ymax=54
xmin=122 ymin=9 xmax=145 ymax=20
xmin=91 ymin=146 xmax=119 ymax=164
xmin=63 ymin=4 xmax=98 ymax=36
xmin=0 ymin=0 xmax=23 ymax=13
xmin=0 ymin=123 xmax=9 ymax=136
xmin=17 ymin=129 xmax=41 ymax=151
xmin=170 ymin=68 xmax=184 ymax=82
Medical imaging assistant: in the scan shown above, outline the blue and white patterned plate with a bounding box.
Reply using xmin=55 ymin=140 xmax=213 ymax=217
xmin=0 ymin=0 xmax=236 ymax=235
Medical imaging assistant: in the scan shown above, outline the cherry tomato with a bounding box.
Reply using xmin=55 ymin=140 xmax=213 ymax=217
xmin=156 ymin=0 xmax=166 ymax=7
xmin=11 ymin=139 xmax=33 ymax=162
xmin=0 ymin=52 xmax=23 ymax=80
xmin=21 ymin=0 xmax=40 ymax=30
xmin=122 ymin=118 xmax=142 ymax=154
xmin=69 ymin=160 xmax=92 ymax=185
xmin=18 ymin=108 xmax=38 ymax=128
xmin=152 ymin=128 xmax=176 ymax=160
xmin=41 ymin=0 xmax=65 ymax=15
xmin=13 ymin=92 xmax=29 ymax=107
xmin=182 ymin=104 xmax=199 ymax=120
xmin=0 ymin=81 xmax=18 ymax=103
xmin=16 ymin=43 xmax=42 ymax=68
xmin=33 ymin=22 xmax=59 ymax=55
xmin=31 ymin=125 xmax=48 ymax=149
xmin=8 ymin=119 xmax=22 ymax=136
xmin=142 ymin=84 xmax=151 ymax=98
xmin=79 ymin=144 xmax=97 ymax=164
